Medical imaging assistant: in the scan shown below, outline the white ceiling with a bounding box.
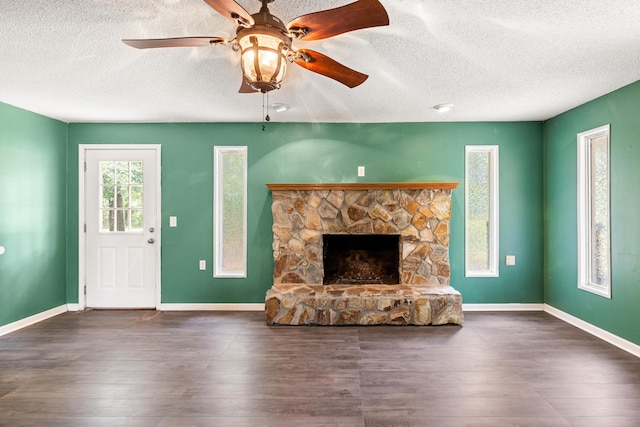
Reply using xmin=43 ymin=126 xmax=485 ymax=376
xmin=2 ymin=0 xmax=640 ymax=123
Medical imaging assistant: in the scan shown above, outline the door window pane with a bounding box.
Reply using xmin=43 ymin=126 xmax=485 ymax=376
xmin=130 ymin=186 xmax=143 ymax=208
xmin=99 ymin=161 xmax=144 ymax=232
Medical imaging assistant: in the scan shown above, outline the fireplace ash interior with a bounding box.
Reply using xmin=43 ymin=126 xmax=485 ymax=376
xmin=323 ymin=234 xmax=400 ymax=285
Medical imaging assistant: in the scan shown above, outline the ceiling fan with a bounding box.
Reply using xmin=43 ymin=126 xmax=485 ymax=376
xmin=123 ymin=0 xmax=389 ymax=93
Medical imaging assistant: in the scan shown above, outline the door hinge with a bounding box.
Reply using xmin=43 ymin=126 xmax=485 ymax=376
xmin=84 ymin=285 xmax=87 ymax=295
xmin=84 ymin=161 xmax=87 ymax=172
xmin=84 ymin=224 xmax=87 ymax=233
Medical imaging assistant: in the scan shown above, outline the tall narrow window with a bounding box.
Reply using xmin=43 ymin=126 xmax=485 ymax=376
xmin=577 ymin=125 xmax=611 ymax=298
xmin=465 ymin=145 xmax=499 ymax=277
xmin=214 ymin=146 xmax=247 ymax=278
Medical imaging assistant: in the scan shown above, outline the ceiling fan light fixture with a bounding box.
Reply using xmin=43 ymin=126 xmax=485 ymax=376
xmin=236 ymin=4 xmax=292 ymax=93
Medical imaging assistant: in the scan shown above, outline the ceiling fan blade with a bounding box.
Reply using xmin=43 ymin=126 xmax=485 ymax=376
xmin=287 ymin=0 xmax=388 ymax=41
xmin=122 ymin=36 xmax=228 ymax=49
xmin=202 ymin=0 xmax=255 ymax=26
xmin=293 ymin=49 xmax=368 ymax=88
xmin=238 ymin=76 xmax=257 ymax=93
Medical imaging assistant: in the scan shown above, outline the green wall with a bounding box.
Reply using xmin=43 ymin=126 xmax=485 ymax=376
xmin=0 ymin=103 xmax=68 ymax=327
xmin=7 ymin=80 xmax=640 ymax=346
xmin=544 ymin=80 xmax=640 ymax=345
xmin=68 ymin=121 xmax=543 ymax=305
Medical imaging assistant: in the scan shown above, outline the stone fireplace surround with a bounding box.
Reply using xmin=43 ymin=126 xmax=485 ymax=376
xmin=265 ymin=183 xmax=463 ymax=326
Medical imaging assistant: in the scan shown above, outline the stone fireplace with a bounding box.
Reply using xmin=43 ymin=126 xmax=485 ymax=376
xmin=265 ymin=183 xmax=463 ymax=326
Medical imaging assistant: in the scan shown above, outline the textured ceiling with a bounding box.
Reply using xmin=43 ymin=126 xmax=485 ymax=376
xmin=2 ymin=0 xmax=640 ymax=123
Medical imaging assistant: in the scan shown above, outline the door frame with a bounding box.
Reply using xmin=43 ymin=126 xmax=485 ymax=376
xmin=78 ymin=144 xmax=162 ymax=310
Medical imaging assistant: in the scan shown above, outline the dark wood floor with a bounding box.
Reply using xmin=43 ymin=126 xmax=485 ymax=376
xmin=1 ymin=311 xmax=639 ymax=427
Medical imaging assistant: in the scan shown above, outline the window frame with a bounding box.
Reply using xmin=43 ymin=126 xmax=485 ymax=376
xmin=577 ymin=124 xmax=611 ymax=298
xmin=465 ymin=145 xmax=500 ymax=277
xmin=213 ymin=146 xmax=248 ymax=278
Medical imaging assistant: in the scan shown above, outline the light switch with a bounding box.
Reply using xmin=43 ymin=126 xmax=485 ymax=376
xmin=506 ymin=255 xmax=516 ymax=266
xmin=0 ymin=246 xmax=5 ymax=255
xmin=169 ymin=216 xmax=177 ymax=227
xmin=358 ymin=166 xmax=365 ymax=177
xmin=199 ymin=260 xmax=206 ymax=270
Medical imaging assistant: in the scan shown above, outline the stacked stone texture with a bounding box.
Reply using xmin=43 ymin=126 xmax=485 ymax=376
xmin=271 ymin=188 xmax=453 ymax=286
xmin=265 ymin=284 xmax=463 ymax=326
xmin=266 ymin=186 xmax=463 ymax=326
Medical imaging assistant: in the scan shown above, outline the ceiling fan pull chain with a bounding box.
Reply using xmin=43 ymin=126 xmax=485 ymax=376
xmin=265 ymin=91 xmax=271 ymax=122
xmin=262 ymin=91 xmax=271 ymax=131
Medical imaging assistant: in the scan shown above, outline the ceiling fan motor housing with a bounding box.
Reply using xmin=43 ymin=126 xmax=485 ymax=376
xmin=236 ymin=7 xmax=292 ymax=92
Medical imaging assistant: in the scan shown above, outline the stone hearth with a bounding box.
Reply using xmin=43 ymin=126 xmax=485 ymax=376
xmin=265 ymin=284 xmax=462 ymax=326
xmin=265 ymin=183 xmax=463 ymax=326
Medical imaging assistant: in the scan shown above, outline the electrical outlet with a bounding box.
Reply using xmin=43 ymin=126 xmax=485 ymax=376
xmin=358 ymin=166 xmax=365 ymax=177
xmin=169 ymin=216 xmax=177 ymax=227
xmin=506 ymin=255 xmax=516 ymax=266
xmin=199 ymin=260 xmax=206 ymax=270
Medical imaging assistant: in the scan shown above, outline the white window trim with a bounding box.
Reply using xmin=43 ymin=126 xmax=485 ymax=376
xmin=465 ymin=145 xmax=499 ymax=277
xmin=577 ymin=124 xmax=611 ymax=298
xmin=213 ymin=146 xmax=248 ymax=278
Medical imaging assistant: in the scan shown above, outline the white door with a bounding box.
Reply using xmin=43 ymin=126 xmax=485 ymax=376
xmin=84 ymin=148 xmax=159 ymax=308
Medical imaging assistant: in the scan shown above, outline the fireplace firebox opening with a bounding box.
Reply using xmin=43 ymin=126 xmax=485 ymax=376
xmin=322 ymin=234 xmax=400 ymax=285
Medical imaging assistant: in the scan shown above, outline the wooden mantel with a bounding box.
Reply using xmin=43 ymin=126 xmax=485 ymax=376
xmin=266 ymin=182 xmax=459 ymax=191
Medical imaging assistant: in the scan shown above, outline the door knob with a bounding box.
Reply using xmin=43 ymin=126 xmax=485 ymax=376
xmin=147 ymin=238 xmax=155 ymax=244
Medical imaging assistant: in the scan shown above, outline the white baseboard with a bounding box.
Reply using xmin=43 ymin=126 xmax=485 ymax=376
xmin=158 ymin=303 xmax=265 ymax=311
xmin=463 ymin=303 xmax=545 ymax=311
xmin=67 ymin=303 xmax=81 ymax=312
xmin=0 ymin=305 xmax=68 ymax=337
xmin=544 ymin=304 xmax=640 ymax=358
